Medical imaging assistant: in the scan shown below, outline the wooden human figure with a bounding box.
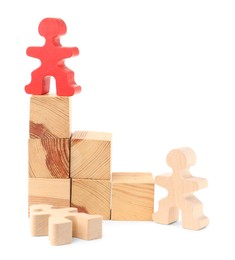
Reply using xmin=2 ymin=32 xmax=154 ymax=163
xmin=25 ymin=18 xmax=81 ymax=96
xmin=152 ymin=147 xmax=209 ymax=230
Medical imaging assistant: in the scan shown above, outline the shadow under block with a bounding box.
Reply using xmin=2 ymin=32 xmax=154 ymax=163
xmin=29 ymin=95 xmax=71 ymax=138
xmin=28 ymin=138 xmax=70 ymax=178
xmin=71 ymin=179 xmax=111 ymax=220
xmin=111 ymin=172 xmax=154 ymax=221
xmin=28 ymin=178 xmax=71 ymax=210
xmin=30 ymin=205 xmax=102 ymax=245
xmin=70 ymin=131 xmax=112 ymax=179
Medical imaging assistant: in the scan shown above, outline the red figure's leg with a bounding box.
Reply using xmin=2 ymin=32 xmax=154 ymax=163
xmin=25 ymin=68 xmax=50 ymax=95
xmin=54 ymin=67 xmax=81 ymax=96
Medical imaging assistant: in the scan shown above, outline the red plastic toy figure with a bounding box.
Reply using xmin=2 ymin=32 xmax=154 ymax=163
xmin=25 ymin=18 xmax=81 ymax=96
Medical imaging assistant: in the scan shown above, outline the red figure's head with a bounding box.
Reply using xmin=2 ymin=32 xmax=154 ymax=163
xmin=39 ymin=18 xmax=67 ymax=38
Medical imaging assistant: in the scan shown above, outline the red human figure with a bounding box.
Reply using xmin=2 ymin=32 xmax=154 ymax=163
xmin=25 ymin=18 xmax=81 ymax=96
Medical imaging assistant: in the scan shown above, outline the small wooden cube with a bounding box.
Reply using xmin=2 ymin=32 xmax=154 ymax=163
xmin=71 ymin=179 xmax=111 ymax=220
xmin=111 ymin=172 xmax=154 ymax=221
xmin=28 ymin=138 xmax=70 ymax=178
xmin=28 ymin=178 xmax=71 ymax=211
xmin=70 ymin=131 xmax=112 ymax=179
xmin=29 ymin=94 xmax=71 ymax=138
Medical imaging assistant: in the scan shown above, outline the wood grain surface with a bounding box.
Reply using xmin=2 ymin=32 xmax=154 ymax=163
xmin=71 ymin=179 xmax=111 ymax=220
xmin=29 ymin=94 xmax=71 ymax=138
xmin=28 ymin=178 xmax=71 ymax=212
xmin=28 ymin=138 xmax=70 ymax=178
xmin=71 ymin=131 xmax=112 ymax=179
xmin=111 ymin=172 xmax=154 ymax=221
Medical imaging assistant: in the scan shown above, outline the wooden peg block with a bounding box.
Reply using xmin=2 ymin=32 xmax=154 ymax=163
xmin=70 ymin=131 xmax=112 ymax=180
xmin=29 ymin=94 xmax=71 ymax=138
xmin=28 ymin=178 xmax=71 ymax=211
xmin=49 ymin=215 xmax=72 ymax=245
xmin=152 ymin=147 xmax=209 ymax=230
xmin=69 ymin=213 xmax=102 ymax=240
xmin=30 ymin=204 xmax=102 ymax=246
xmin=111 ymin=172 xmax=154 ymax=221
xmin=28 ymin=138 xmax=70 ymax=178
xmin=71 ymin=179 xmax=111 ymax=220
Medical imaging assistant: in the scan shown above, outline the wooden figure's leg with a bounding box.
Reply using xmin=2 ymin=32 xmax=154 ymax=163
xmin=181 ymin=195 xmax=209 ymax=230
xmin=25 ymin=68 xmax=50 ymax=95
xmin=152 ymin=198 xmax=178 ymax=224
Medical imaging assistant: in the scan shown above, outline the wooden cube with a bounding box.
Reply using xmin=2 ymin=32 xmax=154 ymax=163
xmin=29 ymin=94 xmax=71 ymax=138
xmin=70 ymin=131 xmax=112 ymax=179
xmin=111 ymin=172 xmax=154 ymax=221
xmin=28 ymin=138 xmax=70 ymax=178
xmin=28 ymin=178 xmax=71 ymax=211
xmin=71 ymin=179 xmax=111 ymax=220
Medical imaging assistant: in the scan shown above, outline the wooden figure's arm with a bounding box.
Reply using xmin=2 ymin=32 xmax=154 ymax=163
xmin=184 ymin=176 xmax=208 ymax=192
xmin=155 ymin=174 xmax=171 ymax=189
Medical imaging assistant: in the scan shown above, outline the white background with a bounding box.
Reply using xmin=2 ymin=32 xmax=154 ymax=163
xmin=0 ymin=0 xmax=234 ymax=259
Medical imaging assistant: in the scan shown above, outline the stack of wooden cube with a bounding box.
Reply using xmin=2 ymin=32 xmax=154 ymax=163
xmin=27 ymin=95 xmax=154 ymax=221
xmin=28 ymin=94 xmax=112 ymax=219
xmin=28 ymin=95 xmax=71 ymax=210
xmin=70 ymin=131 xmax=112 ymax=220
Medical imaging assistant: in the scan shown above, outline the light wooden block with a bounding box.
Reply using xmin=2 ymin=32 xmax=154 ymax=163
xmin=152 ymin=147 xmax=209 ymax=230
xmin=111 ymin=172 xmax=154 ymax=221
xmin=30 ymin=205 xmax=102 ymax=246
xmin=28 ymin=138 xmax=70 ymax=178
xmin=28 ymin=178 xmax=71 ymax=211
xmin=29 ymin=94 xmax=71 ymax=138
xmin=70 ymin=131 xmax=112 ymax=180
xmin=71 ymin=213 xmax=102 ymax=240
xmin=71 ymin=179 xmax=111 ymax=220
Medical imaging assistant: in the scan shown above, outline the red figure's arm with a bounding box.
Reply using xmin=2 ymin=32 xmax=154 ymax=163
xmin=26 ymin=46 xmax=43 ymax=59
xmin=57 ymin=47 xmax=79 ymax=60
